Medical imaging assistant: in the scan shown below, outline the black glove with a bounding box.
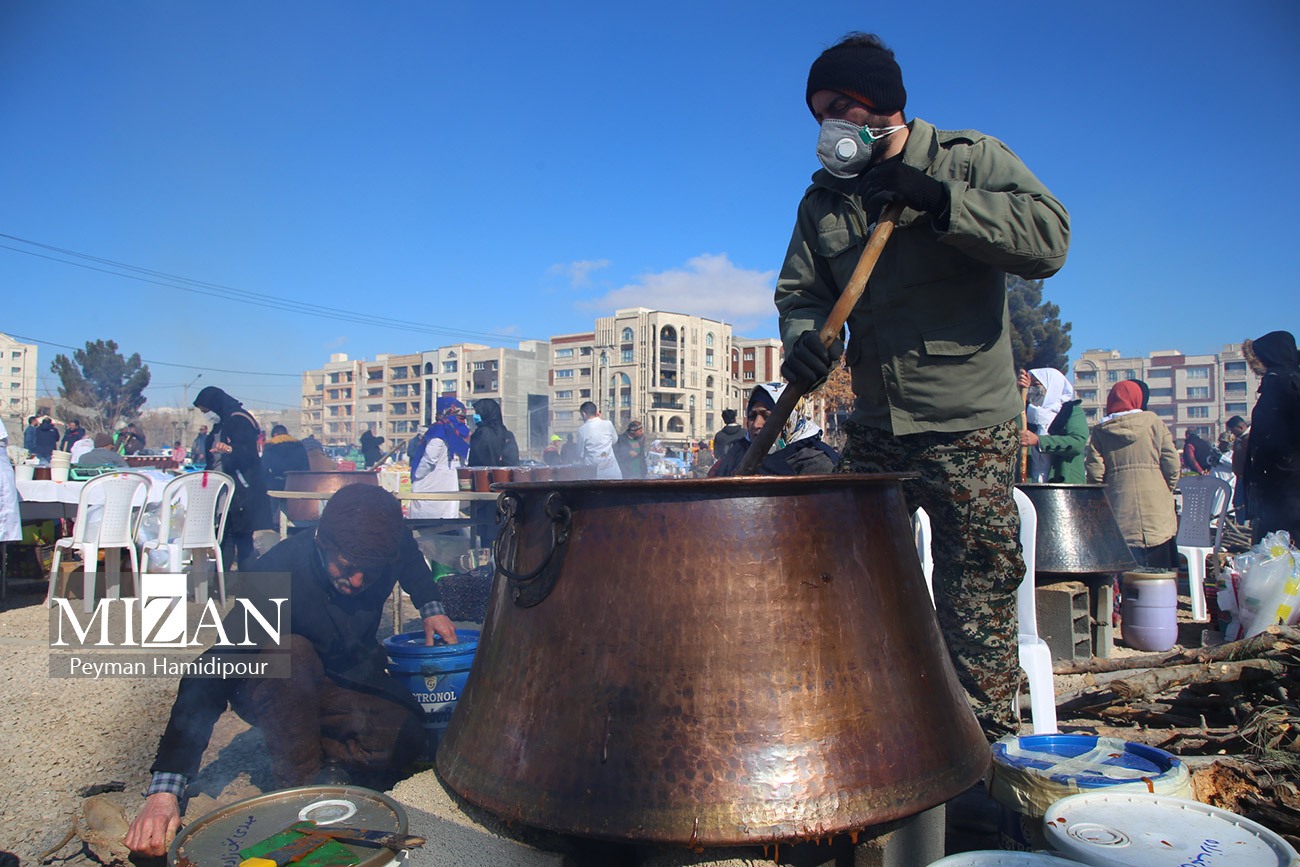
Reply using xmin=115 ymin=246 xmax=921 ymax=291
xmin=860 ymin=159 xmax=950 ymax=225
xmin=781 ymin=330 xmax=844 ymax=391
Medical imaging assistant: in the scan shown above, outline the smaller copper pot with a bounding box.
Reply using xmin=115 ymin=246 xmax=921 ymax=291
xmin=473 ymin=469 xmax=492 ymax=492
xmin=491 ymin=468 xmax=512 ymax=486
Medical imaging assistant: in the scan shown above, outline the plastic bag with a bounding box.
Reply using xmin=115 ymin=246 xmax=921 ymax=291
xmin=1230 ymin=531 xmax=1299 ymax=638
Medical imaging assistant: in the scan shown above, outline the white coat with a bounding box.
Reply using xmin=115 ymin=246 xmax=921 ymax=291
xmin=0 ymin=418 xmax=21 ymax=542
xmin=409 ymin=437 xmax=462 ymax=519
xmin=575 ymin=416 xmax=622 ymax=480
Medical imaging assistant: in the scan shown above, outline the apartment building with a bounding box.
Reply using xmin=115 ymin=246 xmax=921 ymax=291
xmin=548 ymin=308 xmax=737 ymax=449
xmin=1072 ymin=344 xmax=1261 ymax=444
xmin=729 ymin=337 xmax=784 ymax=410
xmin=303 ymin=342 xmax=549 ymax=454
xmin=0 ymin=332 xmax=39 ymax=431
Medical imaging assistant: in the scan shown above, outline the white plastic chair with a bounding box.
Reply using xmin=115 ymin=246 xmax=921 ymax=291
xmin=911 ymin=507 xmax=935 ymax=604
xmin=1176 ymin=475 xmax=1232 ymax=623
xmin=140 ymin=471 xmax=235 ymax=605
xmin=1012 ymin=488 xmax=1057 ymax=734
xmin=913 ymin=491 xmax=1058 ymax=734
xmin=47 ymin=471 xmax=150 ymax=613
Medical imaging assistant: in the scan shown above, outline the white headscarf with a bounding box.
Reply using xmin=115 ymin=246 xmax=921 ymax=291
xmin=1026 ymin=368 xmax=1073 ymax=433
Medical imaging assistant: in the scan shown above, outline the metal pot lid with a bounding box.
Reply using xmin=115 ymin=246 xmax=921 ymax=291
xmin=169 ymin=785 xmax=407 ymax=867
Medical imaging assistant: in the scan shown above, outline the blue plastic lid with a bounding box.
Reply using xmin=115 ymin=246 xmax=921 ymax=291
xmin=992 ymin=735 xmax=1181 ymax=788
xmin=383 ymin=629 xmax=479 ymax=657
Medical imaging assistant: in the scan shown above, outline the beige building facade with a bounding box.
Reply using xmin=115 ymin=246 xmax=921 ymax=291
xmin=548 ymin=308 xmax=739 ymax=449
xmin=0 ymin=332 xmax=40 ymax=432
xmin=1072 ymin=344 xmax=1261 ymax=445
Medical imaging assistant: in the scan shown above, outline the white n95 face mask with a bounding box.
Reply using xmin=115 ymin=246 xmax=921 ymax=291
xmin=815 ymin=119 xmax=905 ymax=178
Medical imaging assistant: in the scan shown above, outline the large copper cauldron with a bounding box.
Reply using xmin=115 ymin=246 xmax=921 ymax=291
xmin=281 ymin=470 xmax=378 ymax=522
xmin=1016 ymin=483 xmax=1136 ymax=574
xmin=436 ymin=474 xmax=988 ymax=847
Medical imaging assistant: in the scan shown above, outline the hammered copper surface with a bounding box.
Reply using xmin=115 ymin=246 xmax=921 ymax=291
xmin=1017 ymin=483 xmax=1137 ymax=574
xmin=436 ymin=474 xmax=988 ymax=846
xmin=281 ymin=471 xmax=378 ymax=522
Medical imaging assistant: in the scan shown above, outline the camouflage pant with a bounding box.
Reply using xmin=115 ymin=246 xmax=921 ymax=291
xmin=839 ymin=419 xmax=1023 ymax=739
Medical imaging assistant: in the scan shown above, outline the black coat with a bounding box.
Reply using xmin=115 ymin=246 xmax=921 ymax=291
xmin=1246 ymin=339 xmax=1300 ymax=541
xmin=150 ymin=531 xmax=440 ymax=778
xmin=194 ymin=386 xmax=272 ymax=533
xmin=262 ymin=436 xmax=310 ymax=491
xmin=712 ymin=423 xmax=745 ymax=456
xmin=468 ymin=400 xmax=519 ymax=467
xmin=31 ymin=420 xmax=60 ymax=459
xmin=711 ymin=434 xmax=839 ymax=477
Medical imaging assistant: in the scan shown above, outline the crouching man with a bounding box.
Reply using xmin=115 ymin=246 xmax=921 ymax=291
xmin=125 ymin=483 xmax=457 ymax=856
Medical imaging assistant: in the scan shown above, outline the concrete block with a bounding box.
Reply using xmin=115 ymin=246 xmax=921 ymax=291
xmin=854 ymin=805 xmax=945 ymax=867
xmin=1035 ymin=581 xmax=1091 ymax=662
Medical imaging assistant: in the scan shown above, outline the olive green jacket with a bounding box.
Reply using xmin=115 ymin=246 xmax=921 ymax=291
xmin=775 ymin=119 xmax=1070 ymax=435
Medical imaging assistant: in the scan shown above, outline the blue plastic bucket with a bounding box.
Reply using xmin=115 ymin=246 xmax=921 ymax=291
xmin=383 ymin=629 xmax=480 ymax=761
xmin=989 ymin=734 xmax=1191 ymax=851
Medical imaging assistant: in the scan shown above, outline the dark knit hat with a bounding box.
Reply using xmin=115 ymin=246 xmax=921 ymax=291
xmin=317 ymin=483 xmax=405 ymax=565
xmin=805 ymin=34 xmax=906 ymax=116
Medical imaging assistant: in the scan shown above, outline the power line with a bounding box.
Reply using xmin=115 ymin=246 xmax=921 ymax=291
xmin=0 ymin=233 xmax=549 ymax=345
xmin=6 ymin=332 xmax=299 ymax=377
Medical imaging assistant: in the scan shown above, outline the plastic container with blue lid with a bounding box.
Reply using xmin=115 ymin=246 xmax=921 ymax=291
xmin=988 ymin=735 xmax=1191 ymax=851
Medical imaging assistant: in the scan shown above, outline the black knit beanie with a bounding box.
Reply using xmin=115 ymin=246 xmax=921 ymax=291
xmin=805 ymin=35 xmax=906 ymax=116
xmin=317 ymin=483 xmax=405 ymax=563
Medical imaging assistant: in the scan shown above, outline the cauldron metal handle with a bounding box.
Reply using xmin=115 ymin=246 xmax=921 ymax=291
xmin=493 ymin=490 xmax=572 ymax=607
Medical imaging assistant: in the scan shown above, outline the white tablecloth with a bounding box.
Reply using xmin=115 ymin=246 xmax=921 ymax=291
xmin=16 ymin=471 xmax=172 ymax=515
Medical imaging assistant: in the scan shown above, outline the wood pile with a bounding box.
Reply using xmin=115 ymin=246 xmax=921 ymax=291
xmin=1052 ymin=624 xmax=1300 ymax=844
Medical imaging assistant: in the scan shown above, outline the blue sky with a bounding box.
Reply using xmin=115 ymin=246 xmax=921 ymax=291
xmin=3 ymin=1 xmax=1297 ymax=413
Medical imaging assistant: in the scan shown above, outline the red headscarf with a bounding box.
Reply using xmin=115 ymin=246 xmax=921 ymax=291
xmin=1105 ymin=380 xmax=1143 ymax=415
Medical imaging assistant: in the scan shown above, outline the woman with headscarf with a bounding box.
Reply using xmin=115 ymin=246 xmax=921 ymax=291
xmin=193 ymin=386 xmax=273 ymax=571
xmin=1017 ymin=367 xmax=1087 ymax=483
xmin=467 ymin=399 xmax=519 ymax=468
xmin=1243 ymin=330 xmax=1300 ymax=542
xmin=710 ymin=382 xmax=838 ymax=477
xmin=409 ymin=397 xmax=470 ymax=520
xmin=1084 ymin=380 xmax=1180 ymax=567
xmin=359 ymin=429 xmax=387 ymax=468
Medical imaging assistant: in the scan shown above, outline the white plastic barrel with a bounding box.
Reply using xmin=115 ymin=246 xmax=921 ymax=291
xmin=928 ymin=852 xmax=1084 ymax=865
xmin=1120 ymin=569 xmax=1178 ymax=651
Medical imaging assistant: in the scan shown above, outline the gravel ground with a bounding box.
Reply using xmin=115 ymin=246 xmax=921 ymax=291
xmin=0 ymin=577 xmax=437 ymax=866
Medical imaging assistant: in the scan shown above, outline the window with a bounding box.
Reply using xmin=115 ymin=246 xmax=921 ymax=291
xmin=1186 ymin=386 xmax=1209 ymax=399
xmin=555 ymin=411 xmax=575 ymax=422
xmin=1076 ymin=389 xmax=1097 ymax=401
xmin=705 ymin=349 xmax=714 ymax=367
xmin=1187 ymin=406 xmax=1209 ymax=418
xmin=743 ymin=350 xmax=755 ymax=361
xmin=1106 ymin=371 xmax=1119 ymax=383
xmin=743 ymin=370 xmax=755 ymax=380
xmin=1075 ymin=370 xmax=1097 ymax=383
xmin=556 ymin=390 xmax=573 ymax=400
xmin=1147 ymin=368 xmax=1170 ymax=378
xmin=390 ymin=366 xmax=407 ymax=379
xmin=1224 ymin=361 xmax=1246 ymax=374
xmin=441 ymin=379 xmax=456 ymax=392
xmin=621 ymin=327 xmax=634 ymax=342
xmin=1225 ymin=402 xmax=1247 ymax=414
xmin=580 ymin=347 xmax=591 ymax=356
xmin=367 ymin=404 xmax=382 ymax=413
xmin=9 ymin=367 xmax=18 ymax=375
xmin=1084 ymin=408 xmax=1097 ymax=421
xmin=442 ymin=361 xmax=458 ymax=373
xmin=1154 ymin=406 xmax=1174 ymax=417
xmin=1124 ymin=369 xmax=1136 ymax=380
xmin=10 ymin=351 xmax=19 ymax=358
xmin=556 ymin=369 xmax=575 ymax=379
xmin=580 ymin=368 xmax=591 ymax=377
xmin=580 ymin=389 xmax=591 ymax=398
xmin=621 ymin=349 xmax=633 ymax=363
xmin=1225 ymin=381 xmax=1247 ymax=394
xmin=473 ymin=361 xmax=487 ymax=371
xmin=1187 ymin=367 xmax=1209 ymax=379
xmin=555 ymin=348 xmax=574 ymax=359
xmin=705 ymin=333 xmax=714 ymax=347
xmin=391 ymin=384 xmax=409 ymax=397
xmin=1149 ymin=388 xmax=1172 ymax=398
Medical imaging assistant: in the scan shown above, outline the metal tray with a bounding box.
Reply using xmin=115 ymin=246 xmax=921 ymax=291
xmin=169 ymin=785 xmax=408 ymax=867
